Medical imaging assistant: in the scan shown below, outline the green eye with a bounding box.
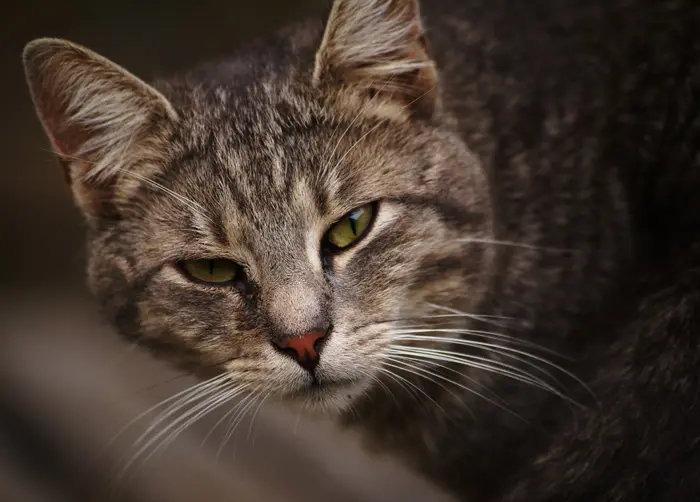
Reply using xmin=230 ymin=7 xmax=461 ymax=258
xmin=180 ymin=259 xmax=239 ymax=284
xmin=326 ymin=203 xmax=376 ymax=249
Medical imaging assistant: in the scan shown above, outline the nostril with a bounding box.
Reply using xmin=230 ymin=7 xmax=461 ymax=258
xmin=313 ymin=333 xmax=326 ymax=353
xmin=277 ymin=345 xmax=299 ymax=360
xmin=273 ymin=326 xmax=331 ymax=372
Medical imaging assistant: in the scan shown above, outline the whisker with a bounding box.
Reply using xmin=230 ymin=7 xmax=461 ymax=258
xmin=358 ymin=367 xmax=407 ymax=410
xmin=392 ymin=323 xmax=567 ymax=358
xmin=98 ymin=374 xmax=208 ymax=459
xmin=376 ymin=367 xmax=429 ymax=411
xmin=148 ymin=384 xmax=244 ymax=461
xmin=246 ymin=393 xmax=269 ymax=445
xmin=420 ymin=313 xmax=512 ymax=321
xmin=379 ymin=359 xmax=454 ymax=418
xmin=391 ymin=344 xmax=561 ymax=388
xmin=200 ymin=383 xmax=252 ymax=449
xmin=214 ymin=391 xmax=256 ymax=460
xmin=388 ymin=346 xmax=582 ymax=408
xmin=328 ymin=119 xmax=387 ymax=174
xmin=42 ymin=149 xmax=88 ymax=163
xmin=322 ymin=76 xmax=441 ymax=181
xmin=118 ymin=379 xmax=243 ymax=481
xmin=131 ymin=375 xmax=230 ymax=449
xmin=325 ymin=81 xmax=437 ymax=169
xmin=219 ymin=390 xmax=261 ymax=459
xmin=142 ymin=382 xmax=247 ymax=465
xmin=391 ymin=331 xmax=595 ymax=401
xmin=229 ymin=391 xmax=261 ymax=445
xmin=458 ymin=237 xmax=578 ymax=253
xmin=293 ymin=408 xmax=303 ymax=436
xmin=160 ymin=382 xmax=246 ymax=447
xmin=114 ymin=167 xmax=214 ymax=225
xmin=47 ymin=148 xmax=215 ymax=227
xmin=385 ymin=348 xmax=511 ymax=406
xmin=108 ymin=375 xmax=229 ymax=492
xmin=110 ymin=373 xmax=228 ymax=462
xmin=348 ymin=309 xmax=516 ymax=334
xmin=427 ymin=303 xmax=512 ymax=329
xmin=320 ymin=74 xmax=397 ymax=178
xmin=384 ymin=354 xmax=529 ymax=423
xmin=390 ymin=338 xmax=564 ymax=386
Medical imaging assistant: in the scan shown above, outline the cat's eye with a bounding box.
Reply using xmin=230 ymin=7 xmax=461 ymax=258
xmin=179 ymin=259 xmax=240 ymax=285
xmin=325 ymin=203 xmax=376 ymax=250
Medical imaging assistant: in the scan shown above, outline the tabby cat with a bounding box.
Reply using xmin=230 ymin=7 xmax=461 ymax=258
xmin=23 ymin=0 xmax=700 ymax=500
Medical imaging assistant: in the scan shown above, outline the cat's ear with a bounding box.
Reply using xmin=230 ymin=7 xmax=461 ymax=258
xmin=23 ymin=38 xmax=177 ymax=217
xmin=313 ymin=0 xmax=438 ymax=117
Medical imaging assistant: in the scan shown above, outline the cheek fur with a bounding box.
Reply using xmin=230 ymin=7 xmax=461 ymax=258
xmin=135 ymin=271 xmax=259 ymax=365
xmin=332 ymin=204 xmax=469 ymax=314
xmin=326 ymin=209 xmax=471 ymax=340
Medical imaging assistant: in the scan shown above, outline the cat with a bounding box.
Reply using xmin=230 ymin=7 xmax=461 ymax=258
xmin=22 ymin=0 xmax=700 ymax=500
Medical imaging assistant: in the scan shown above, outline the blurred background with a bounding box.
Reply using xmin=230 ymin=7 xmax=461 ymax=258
xmin=0 ymin=1 xmax=453 ymax=500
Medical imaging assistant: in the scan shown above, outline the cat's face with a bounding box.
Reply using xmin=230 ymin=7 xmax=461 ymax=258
xmin=24 ymin=0 xmax=492 ymax=412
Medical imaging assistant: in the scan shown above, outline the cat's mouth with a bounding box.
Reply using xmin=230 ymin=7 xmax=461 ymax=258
xmin=286 ymin=375 xmax=367 ymax=411
xmin=302 ymin=376 xmax=355 ymax=394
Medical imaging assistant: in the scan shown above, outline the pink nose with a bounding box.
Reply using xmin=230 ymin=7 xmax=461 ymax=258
xmin=274 ymin=330 xmax=327 ymax=371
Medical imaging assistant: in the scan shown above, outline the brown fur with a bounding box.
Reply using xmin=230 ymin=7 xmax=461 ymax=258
xmin=23 ymin=0 xmax=700 ymax=501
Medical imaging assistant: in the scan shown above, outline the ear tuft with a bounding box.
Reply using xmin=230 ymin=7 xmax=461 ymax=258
xmin=23 ymin=38 xmax=177 ymax=184
xmin=313 ymin=0 xmax=438 ymax=116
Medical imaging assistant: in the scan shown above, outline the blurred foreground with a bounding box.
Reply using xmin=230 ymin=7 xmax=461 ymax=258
xmin=0 ymin=0 xmax=452 ymax=500
xmin=0 ymin=292 xmax=452 ymax=501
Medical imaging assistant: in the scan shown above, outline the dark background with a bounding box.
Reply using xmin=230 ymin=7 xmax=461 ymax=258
xmin=0 ymin=1 xmax=453 ymax=500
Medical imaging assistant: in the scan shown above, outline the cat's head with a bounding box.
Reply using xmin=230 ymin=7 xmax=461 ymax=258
xmin=24 ymin=0 xmax=492 ymax=412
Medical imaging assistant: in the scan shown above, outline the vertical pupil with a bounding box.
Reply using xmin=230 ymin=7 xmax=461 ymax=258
xmin=209 ymin=260 xmax=215 ymax=275
xmin=349 ymin=209 xmax=362 ymax=235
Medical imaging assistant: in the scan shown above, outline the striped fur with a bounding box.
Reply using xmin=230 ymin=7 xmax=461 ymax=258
xmin=23 ymin=0 xmax=700 ymax=500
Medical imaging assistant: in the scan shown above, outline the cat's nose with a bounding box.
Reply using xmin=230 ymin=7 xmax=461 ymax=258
xmin=273 ymin=327 xmax=329 ymax=372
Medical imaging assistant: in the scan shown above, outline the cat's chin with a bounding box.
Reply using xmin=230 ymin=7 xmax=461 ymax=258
xmin=282 ymin=377 xmax=369 ymax=417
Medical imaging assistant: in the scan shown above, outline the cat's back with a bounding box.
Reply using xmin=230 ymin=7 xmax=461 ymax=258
xmin=422 ymin=0 xmax=700 ymax=140
xmin=425 ymin=0 xmax=699 ymax=85
xmin=421 ymin=0 xmax=700 ymax=255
